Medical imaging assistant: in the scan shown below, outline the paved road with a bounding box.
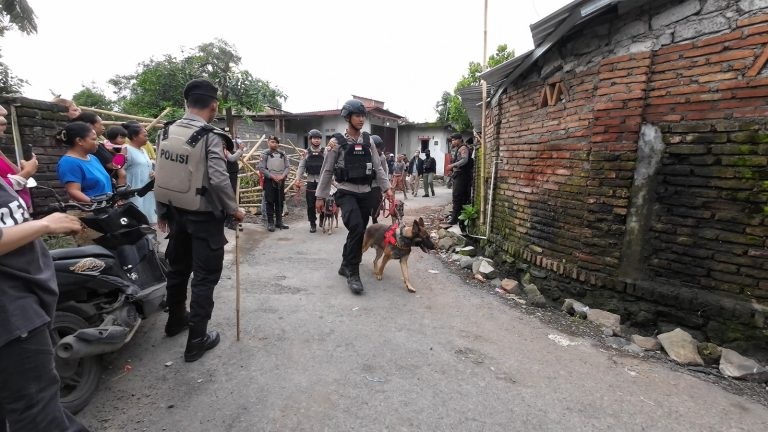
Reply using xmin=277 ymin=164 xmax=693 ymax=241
xmin=78 ymin=186 xmax=768 ymax=431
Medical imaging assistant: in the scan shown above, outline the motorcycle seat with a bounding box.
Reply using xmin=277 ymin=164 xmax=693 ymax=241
xmin=50 ymin=245 xmax=114 ymax=261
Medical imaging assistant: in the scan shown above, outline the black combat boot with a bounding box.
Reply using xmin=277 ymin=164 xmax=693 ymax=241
xmin=184 ymin=323 xmax=221 ymax=363
xmin=164 ymin=308 xmax=189 ymax=337
xmin=338 ymin=262 xmax=350 ymax=277
xmin=267 ymin=215 xmax=275 ymax=232
xmin=310 ymin=222 xmax=317 ymax=233
xmin=276 ymin=216 xmax=289 ymax=230
xmin=347 ymin=269 xmax=364 ymax=295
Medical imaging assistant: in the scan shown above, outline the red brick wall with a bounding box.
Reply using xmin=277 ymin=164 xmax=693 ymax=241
xmin=487 ymin=13 xmax=768 ymax=348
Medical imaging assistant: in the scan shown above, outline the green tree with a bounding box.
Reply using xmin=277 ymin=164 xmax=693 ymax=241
xmin=0 ymin=0 xmax=37 ymax=94
xmin=72 ymin=83 xmax=115 ymax=110
xmin=110 ymin=39 xmax=286 ymax=130
xmin=435 ymin=44 xmax=515 ymax=131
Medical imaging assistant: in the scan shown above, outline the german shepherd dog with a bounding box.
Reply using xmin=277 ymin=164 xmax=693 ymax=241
xmin=362 ymin=217 xmax=436 ymax=293
xmin=320 ymin=196 xmax=339 ymax=235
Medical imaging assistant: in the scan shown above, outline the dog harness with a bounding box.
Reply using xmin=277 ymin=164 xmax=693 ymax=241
xmin=383 ymin=223 xmax=413 ymax=260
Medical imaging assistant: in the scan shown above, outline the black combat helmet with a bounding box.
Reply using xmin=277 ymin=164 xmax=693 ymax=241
xmin=370 ymin=134 xmax=384 ymax=150
xmin=340 ymin=99 xmax=366 ymax=119
xmin=308 ymin=129 xmax=322 ymax=138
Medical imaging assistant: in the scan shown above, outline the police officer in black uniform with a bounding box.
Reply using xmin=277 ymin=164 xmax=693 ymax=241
xmin=296 ymin=129 xmax=325 ymax=233
xmin=154 ymin=79 xmax=245 ymax=362
xmin=315 ymin=99 xmax=392 ymax=294
xmin=447 ymin=132 xmax=473 ymax=228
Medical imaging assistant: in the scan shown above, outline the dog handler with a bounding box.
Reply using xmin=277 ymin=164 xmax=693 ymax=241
xmin=315 ymin=99 xmax=392 ymax=294
xmin=295 ymin=129 xmax=325 ymax=233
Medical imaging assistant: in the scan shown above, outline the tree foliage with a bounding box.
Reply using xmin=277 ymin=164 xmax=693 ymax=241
xmin=110 ymin=39 xmax=287 ymax=130
xmin=0 ymin=0 xmax=37 ymax=94
xmin=434 ymin=44 xmax=515 ymax=131
xmin=73 ymin=83 xmax=115 ymax=111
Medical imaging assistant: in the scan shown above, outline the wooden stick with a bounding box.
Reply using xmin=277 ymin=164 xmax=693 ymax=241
xmin=144 ymin=107 xmax=172 ymax=132
xmin=8 ymin=105 xmax=24 ymax=167
xmin=79 ymin=106 xmax=158 ymax=122
xmin=235 ymin=179 xmax=241 ymax=342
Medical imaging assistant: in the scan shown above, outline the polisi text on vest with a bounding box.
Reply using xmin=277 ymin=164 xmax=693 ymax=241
xmin=160 ymin=148 xmax=189 ymax=165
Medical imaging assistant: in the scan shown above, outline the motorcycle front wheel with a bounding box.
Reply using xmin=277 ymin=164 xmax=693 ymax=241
xmin=50 ymin=311 xmax=103 ymax=414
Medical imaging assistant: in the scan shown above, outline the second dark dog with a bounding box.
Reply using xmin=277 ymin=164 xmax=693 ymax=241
xmin=320 ymin=196 xmax=339 ymax=235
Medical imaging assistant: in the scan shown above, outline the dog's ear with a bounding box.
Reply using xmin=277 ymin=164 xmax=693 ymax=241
xmin=412 ymin=219 xmax=420 ymax=232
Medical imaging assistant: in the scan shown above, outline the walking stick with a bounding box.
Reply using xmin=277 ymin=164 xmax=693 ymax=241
xmin=235 ymin=178 xmax=242 ymax=342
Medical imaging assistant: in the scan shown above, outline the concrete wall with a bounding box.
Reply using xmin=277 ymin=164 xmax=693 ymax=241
xmin=482 ymin=0 xmax=768 ymax=358
xmin=398 ymin=125 xmax=452 ymax=176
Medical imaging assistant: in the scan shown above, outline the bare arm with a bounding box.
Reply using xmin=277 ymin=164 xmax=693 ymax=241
xmin=0 ymin=213 xmax=81 ymax=255
xmin=64 ymin=183 xmax=92 ymax=203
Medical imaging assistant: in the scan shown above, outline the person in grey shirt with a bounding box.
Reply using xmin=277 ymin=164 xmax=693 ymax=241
xmin=296 ymin=129 xmax=325 ymax=233
xmin=259 ymin=135 xmax=291 ymax=232
xmin=315 ymin=99 xmax=392 ymax=295
xmin=155 ymin=79 xmax=245 ymax=363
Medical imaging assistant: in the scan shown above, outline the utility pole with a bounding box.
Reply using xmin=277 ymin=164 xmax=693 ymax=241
xmin=479 ymin=0 xmax=489 ymax=225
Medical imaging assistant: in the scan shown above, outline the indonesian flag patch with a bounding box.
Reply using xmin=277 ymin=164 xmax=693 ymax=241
xmin=354 ymin=144 xmax=363 ymax=151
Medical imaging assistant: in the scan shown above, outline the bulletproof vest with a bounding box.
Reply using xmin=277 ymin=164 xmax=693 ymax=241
xmin=263 ymin=150 xmax=286 ymax=176
xmin=453 ymin=144 xmax=474 ymax=176
xmin=333 ymin=132 xmax=375 ymax=185
xmin=305 ymin=147 xmax=324 ymax=175
xmin=155 ymin=121 xmax=232 ymax=211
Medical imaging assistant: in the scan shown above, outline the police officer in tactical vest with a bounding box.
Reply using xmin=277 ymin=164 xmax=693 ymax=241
xmin=368 ymin=134 xmax=388 ymax=224
xmin=259 ymin=135 xmax=291 ymax=232
xmin=154 ymin=78 xmax=245 ymax=362
xmin=295 ymin=129 xmax=325 ymax=233
xmin=315 ymin=99 xmax=392 ymax=294
xmin=447 ymin=132 xmax=473 ymax=229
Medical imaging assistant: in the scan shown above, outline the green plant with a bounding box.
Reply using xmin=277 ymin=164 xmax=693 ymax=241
xmin=458 ymin=204 xmax=479 ymax=222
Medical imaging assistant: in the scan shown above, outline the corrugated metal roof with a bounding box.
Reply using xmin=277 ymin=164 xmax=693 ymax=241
xmin=485 ymin=0 xmax=628 ymax=105
xmin=457 ymin=84 xmax=495 ymax=130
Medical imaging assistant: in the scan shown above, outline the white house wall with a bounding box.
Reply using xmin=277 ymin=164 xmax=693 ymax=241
xmin=397 ymin=127 xmax=450 ymax=176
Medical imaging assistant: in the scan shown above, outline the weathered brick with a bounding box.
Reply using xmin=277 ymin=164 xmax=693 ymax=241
xmin=684 ymin=133 xmax=728 ymax=143
xmin=720 ymin=155 xmax=768 ymax=166
xmin=718 ymin=232 xmax=764 ymax=246
xmin=666 ymin=144 xmax=709 ymax=154
xmin=710 ymin=271 xmax=757 ymax=286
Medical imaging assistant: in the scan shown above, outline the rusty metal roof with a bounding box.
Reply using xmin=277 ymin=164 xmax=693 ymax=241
xmin=481 ymin=0 xmax=629 ymax=105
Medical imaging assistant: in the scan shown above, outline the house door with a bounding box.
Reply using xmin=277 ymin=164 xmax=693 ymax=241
xmin=420 ymin=139 xmax=430 ymax=153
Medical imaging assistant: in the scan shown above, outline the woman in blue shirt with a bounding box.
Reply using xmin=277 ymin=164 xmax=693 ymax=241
xmin=55 ymin=122 xmax=112 ymax=203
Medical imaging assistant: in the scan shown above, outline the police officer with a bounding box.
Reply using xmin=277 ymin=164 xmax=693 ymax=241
xmin=259 ymin=135 xmax=290 ymax=232
xmin=369 ymin=134 xmax=388 ymax=224
xmin=295 ymin=129 xmax=325 ymax=232
xmin=447 ymin=132 xmax=473 ymax=227
xmin=315 ymin=99 xmax=392 ymax=294
xmin=155 ymin=78 xmax=245 ymax=363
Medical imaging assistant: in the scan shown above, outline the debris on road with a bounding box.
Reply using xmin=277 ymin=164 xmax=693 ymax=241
xmin=548 ymin=334 xmax=580 ymax=347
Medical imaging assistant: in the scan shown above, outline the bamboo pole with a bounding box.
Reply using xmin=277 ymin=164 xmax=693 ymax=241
xmin=8 ymin=105 xmax=24 ymax=167
xmin=235 ymin=177 xmax=241 ymax=342
xmin=144 ymin=107 xmax=172 ymax=132
xmin=79 ymin=106 xmax=158 ymax=123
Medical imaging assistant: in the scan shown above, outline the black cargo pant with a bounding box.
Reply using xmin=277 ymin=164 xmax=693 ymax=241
xmin=164 ymin=209 xmax=227 ymax=327
xmin=335 ymin=189 xmax=372 ymax=273
xmin=305 ymin=181 xmax=318 ymax=224
xmin=451 ymin=173 xmax=472 ymax=222
xmin=369 ymin=186 xmax=382 ymax=224
xmin=0 ymin=325 xmax=90 ymax=432
xmin=264 ymin=179 xmax=285 ymax=223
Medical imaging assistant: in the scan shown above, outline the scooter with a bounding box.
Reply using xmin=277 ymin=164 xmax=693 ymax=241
xmin=34 ymin=180 xmax=167 ymax=414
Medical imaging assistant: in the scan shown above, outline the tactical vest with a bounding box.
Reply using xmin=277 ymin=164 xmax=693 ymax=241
xmin=452 ymin=144 xmax=474 ymax=177
xmin=155 ymin=121 xmax=233 ymax=212
xmin=305 ymin=147 xmax=324 ymax=175
xmin=332 ymin=132 xmax=375 ymax=185
xmin=263 ymin=150 xmax=287 ymax=177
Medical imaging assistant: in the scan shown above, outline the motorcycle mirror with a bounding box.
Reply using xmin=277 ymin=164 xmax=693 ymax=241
xmin=112 ymin=153 xmax=126 ymax=169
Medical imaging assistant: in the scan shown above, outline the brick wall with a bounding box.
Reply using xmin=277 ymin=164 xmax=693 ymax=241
xmin=0 ymin=96 xmax=69 ymax=208
xmin=484 ymin=0 xmax=768 ymax=357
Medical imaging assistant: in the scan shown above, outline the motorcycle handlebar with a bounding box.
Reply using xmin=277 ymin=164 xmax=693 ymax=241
xmin=32 ymin=180 xmax=155 ymax=217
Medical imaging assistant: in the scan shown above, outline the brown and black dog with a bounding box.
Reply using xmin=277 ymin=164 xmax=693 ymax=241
xmin=362 ymin=217 xmax=436 ymax=293
xmin=319 ymin=196 xmax=340 ymax=235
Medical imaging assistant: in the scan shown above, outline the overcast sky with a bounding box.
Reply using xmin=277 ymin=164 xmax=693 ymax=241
xmin=2 ymin=0 xmax=572 ymax=122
